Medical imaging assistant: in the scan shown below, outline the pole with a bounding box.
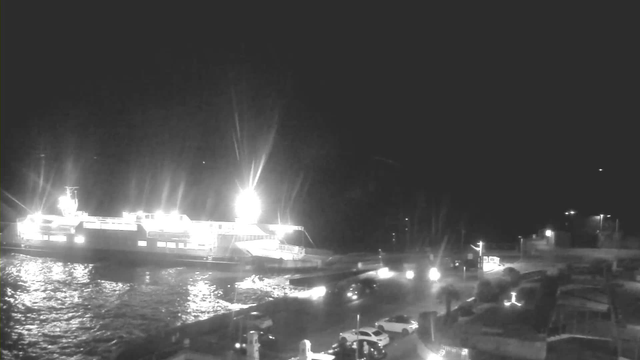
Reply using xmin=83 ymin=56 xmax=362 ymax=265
xmin=460 ymin=229 xmax=465 ymax=250
xmin=478 ymin=241 xmax=484 ymax=279
xmin=520 ymin=237 xmax=524 ymax=261
xmin=604 ymin=268 xmax=622 ymax=358
xmin=430 ymin=312 xmax=435 ymax=342
xmin=599 ymin=216 xmax=603 ymax=231
xmin=463 ymin=266 xmax=466 ymax=282
xmin=615 ymin=219 xmax=619 ymax=233
xmin=356 ymin=314 xmax=360 ymax=360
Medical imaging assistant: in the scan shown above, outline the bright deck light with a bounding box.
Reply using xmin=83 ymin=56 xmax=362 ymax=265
xmin=405 ymin=270 xmax=415 ymax=280
xmin=58 ymin=195 xmax=77 ymax=217
xmin=235 ymin=189 xmax=261 ymax=223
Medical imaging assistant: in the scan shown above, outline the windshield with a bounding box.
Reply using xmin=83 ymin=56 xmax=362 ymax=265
xmin=372 ymin=330 xmax=384 ymax=336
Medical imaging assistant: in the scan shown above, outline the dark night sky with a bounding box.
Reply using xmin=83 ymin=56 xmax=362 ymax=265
xmin=2 ymin=4 xmax=639 ymax=249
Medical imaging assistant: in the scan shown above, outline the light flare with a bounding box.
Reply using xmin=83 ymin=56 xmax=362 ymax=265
xmin=235 ymin=189 xmax=261 ymax=223
xmin=377 ymin=267 xmax=393 ymax=279
xmin=428 ymin=267 xmax=441 ymax=282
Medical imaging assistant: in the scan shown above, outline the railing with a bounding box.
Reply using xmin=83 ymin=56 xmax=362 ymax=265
xmin=279 ymin=244 xmax=305 ymax=255
xmin=83 ymin=217 xmax=138 ymax=231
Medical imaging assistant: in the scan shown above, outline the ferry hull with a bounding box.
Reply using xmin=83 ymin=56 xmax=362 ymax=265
xmin=1 ymin=225 xmax=320 ymax=272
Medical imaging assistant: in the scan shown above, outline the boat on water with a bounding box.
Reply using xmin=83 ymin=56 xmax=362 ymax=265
xmin=0 ymin=187 xmax=329 ymax=271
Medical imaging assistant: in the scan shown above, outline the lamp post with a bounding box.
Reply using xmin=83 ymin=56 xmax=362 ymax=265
xmin=405 ymin=217 xmax=410 ymax=250
xmin=356 ymin=314 xmax=360 ymax=360
xmin=545 ymin=229 xmax=554 ymax=247
xmin=471 ymin=241 xmax=483 ymax=278
xmin=519 ymin=236 xmax=524 ymax=261
xmin=599 ymin=214 xmax=611 ymax=232
xmin=564 ymin=210 xmax=576 ymax=229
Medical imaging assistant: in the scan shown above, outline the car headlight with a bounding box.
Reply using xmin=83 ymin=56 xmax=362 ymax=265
xmin=428 ymin=267 xmax=441 ymax=281
xmin=235 ymin=343 xmax=241 ymax=349
xmin=310 ymin=286 xmax=326 ymax=298
xmin=405 ymin=270 xmax=415 ymax=279
xmin=377 ymin=267 xmax=393 ymax=278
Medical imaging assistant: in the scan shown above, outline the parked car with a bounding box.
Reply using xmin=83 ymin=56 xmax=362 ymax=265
xmin=233 ymin=311 xmax=273 ymax=330
xmin=233 ymin=331 xmax=278 ymax=355
xmin=375 ymin=315 xmax=418 ymax=335
xmin=325 ymin=339 xmax=387 ymax=359
xmin=339 ymin=326 xmax=390 ymax=347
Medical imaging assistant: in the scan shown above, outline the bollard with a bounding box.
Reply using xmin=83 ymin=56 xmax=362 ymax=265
xmin=247 ymin=331 xmax=260 ymax=360
xmin=298 ymin=339 xmax=311 ymax=360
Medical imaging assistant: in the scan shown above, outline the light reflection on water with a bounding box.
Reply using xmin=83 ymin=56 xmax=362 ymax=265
xmin=0 ymin=254 xmax=294 ymax=360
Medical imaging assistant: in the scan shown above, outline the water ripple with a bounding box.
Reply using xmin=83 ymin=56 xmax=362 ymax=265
xmin=1 ymin=253 xmax=301 ymax=359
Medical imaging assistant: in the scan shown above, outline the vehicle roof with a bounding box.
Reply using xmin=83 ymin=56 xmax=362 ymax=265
xmin=391 ymin=314 xmax=410 ymax=318
xmin=359 ymin=326 xmax=379 ymax=332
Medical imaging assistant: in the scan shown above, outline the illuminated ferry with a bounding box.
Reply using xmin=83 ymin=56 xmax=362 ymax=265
xmin=2 ymin=187 xmax=325 ymax=270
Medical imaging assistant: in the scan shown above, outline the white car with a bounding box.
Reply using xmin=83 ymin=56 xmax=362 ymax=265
xmin=339 ymin=326 xmax=390 ymax=347
xmin=375 ymin=315 xmax=418 ymax=335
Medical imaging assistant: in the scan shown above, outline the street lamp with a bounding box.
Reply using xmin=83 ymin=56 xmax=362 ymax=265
xmin=598 ymin=214 xmax=611 ymax=231
xmin=597 ymin=214 xmax=618 ymax=232
xmin=235 ymin=189 xmax=261 ymax=223
xmin=545 ymin=229 xmax=553 ymax=237
xmin=518 ymin=236 xmax=524 ymax=260
xmin=564 ymin=210 xmax=576 ymax=230
xmin=471 ymin=241 xmax=484 ymax=276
